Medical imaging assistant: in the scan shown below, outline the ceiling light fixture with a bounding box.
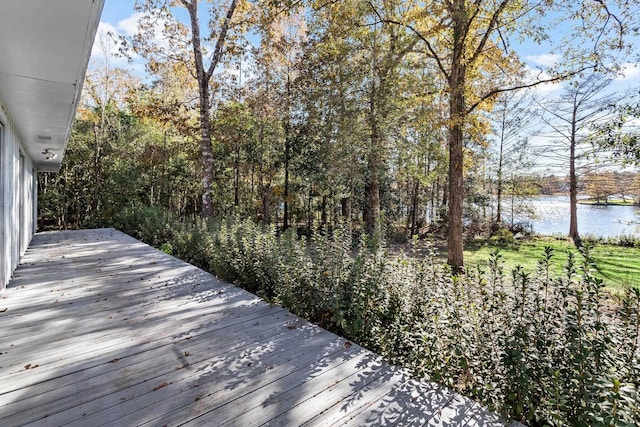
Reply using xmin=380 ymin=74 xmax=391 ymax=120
xmin=42 ymin=149 xmax=57 ymax=161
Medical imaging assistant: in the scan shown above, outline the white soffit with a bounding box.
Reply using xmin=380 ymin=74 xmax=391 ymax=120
xmin=0 ymin=0 xmax=104 ymax=172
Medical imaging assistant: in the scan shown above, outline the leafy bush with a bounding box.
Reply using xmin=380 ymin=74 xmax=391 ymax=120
xmin=112 ymin=207 xmax=640 ymax=426
xmin=112 ymin=205 xmax=177 ymax=247
xmin=490 ymin=226 xmax=516 ymax=245
xmin=585 ymin=234 xmax=640 ymax=249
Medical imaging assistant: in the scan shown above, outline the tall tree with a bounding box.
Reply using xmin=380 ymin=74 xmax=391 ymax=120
xmin=537 ymin=73 xmax=620 ymax=241
xmin=131 ymin=0 xmax=246 ymax=217
xmin=490 ymin=91 xmax=537 ymax=226
xmin=374 ymin=0 xmax=629 ymax=268
xmin=257 ymin=8 xmax=307 ymax=229
xmin=584 ymin=171 xmax=617 ymax=204
xmin=362 ymin=11 xmax=418 ymax=236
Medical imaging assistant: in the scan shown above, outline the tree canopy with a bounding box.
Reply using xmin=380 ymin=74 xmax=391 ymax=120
xmin=40 ymin=0 xmax=640 ymax=265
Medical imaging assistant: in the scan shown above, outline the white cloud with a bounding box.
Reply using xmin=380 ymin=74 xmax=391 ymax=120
xmin=116 ymin=12 xmax=145 ymax=37
xmin=117 ymin=12 xmax=176 ymax=52
xmin=524 ymin=67 xmax=563 ymax=96
xmin=525 ymin=53 xmax=561 ymax=68
xmin=614 ymin=63 xmax=640 ymax=82
xmin=91 ymin=22 xmax=122 ymax=60
xmin=90 ymin=12 xmax=165 ymax=76
xmin=90 ymin=21 xmax=144 ymax=74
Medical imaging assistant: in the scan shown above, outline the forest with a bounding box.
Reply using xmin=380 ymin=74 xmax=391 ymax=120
xmin=40 ymin=0 xmax=640 ymax=260
xmin=38 ymin=1 xmax=640 ymax=424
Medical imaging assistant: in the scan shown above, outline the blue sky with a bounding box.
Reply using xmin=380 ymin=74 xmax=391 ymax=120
xmin=94 ymin=0 xmax=639 ymax=90
xmin=100 ymin=0 xmax=136 ymax=23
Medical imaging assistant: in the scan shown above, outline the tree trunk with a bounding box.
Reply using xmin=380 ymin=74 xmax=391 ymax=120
xmin=283 ymin=71 xmax=291 ymax=231
xmin=569 ymin=116 xmax=579 ymax=241
xmin=446 ymin=6 xmax=466 ymax=270
xmin=234 ymin=145 xmax=240 ymax=207
xmin=185 ymin=1 xmax=214 ymax=217
xmin=365 ymin=154 xmax=381 ymax=236
xmin=261 ymin=183 xmax=271 ymax=224
xmin=363 ymin=184 xmax=370 ymax=230
xmin=341 ymin=196 xmax=351 ymax=219
xmin=321 ymin=195 xmax=327 ymax=228
xmin=183 ymin=0 xmax=238 ymax=218
xmin=91 ymin=124 xmax=102 ymax=216
xmin=307 ymin=186 xmax=313 ymax=234
xmin=410 ymin=179 xmax=420 ymax=237
xmin=364 ymin=32 xmax=382 ymax=237
xmin=447 ymin=117 xmax=465 ymax=269
xmin=283 ymin=130 xmax=290 ymax=230
xmin=511 ymin=176 xmax=516 ymax=230
xmin=496 ymin=109 xmax=506 ymax=224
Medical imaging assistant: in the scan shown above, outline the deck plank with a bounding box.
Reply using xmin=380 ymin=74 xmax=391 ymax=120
xmin=1 ymin=310 xmax=299 ymax=426
xmin=0 ymin=229 xmax=513 ymax=426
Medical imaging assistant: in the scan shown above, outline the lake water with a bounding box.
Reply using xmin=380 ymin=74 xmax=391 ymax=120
xmin=515 ymin=196 xmax=640 ymax=238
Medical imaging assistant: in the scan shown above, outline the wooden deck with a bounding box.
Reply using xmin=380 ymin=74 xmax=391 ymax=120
xmin=1 ymin=229 xmax=517 ymax=426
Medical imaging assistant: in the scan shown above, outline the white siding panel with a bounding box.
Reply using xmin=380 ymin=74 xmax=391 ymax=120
xmin=0 ymin=100 xmax=37 ymax=291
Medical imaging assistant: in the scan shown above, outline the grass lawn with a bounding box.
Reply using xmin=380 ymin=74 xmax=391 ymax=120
xmin=464 ymin=236 xmax=640 ymax=291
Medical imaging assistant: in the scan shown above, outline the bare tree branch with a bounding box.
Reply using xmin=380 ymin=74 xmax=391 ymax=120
xmin=466 ymin=65 xmax=595 ymax=114
xmin=365 ymin=7 xmax=450 ymax=81
xmin=205 ymin=0 xmax=239 ymax=83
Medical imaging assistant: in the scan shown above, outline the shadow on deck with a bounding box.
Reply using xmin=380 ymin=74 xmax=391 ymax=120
xmin=0 ymin=229 xmax=518 ymax=426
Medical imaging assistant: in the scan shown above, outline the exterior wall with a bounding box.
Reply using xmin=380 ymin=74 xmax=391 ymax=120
xmin=1 ymin=100 xmax=37 ymax=291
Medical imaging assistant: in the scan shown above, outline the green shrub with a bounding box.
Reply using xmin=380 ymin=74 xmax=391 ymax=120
xmin=113 ymin=208 xmax=640 ymax=426
xmin=584 ymin=234 xmax=640 ymax=248
xmin=112 ymin=205 xmax=177 ymax=247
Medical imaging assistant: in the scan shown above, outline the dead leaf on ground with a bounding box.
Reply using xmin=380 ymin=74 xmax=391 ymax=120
xmin=344 ymin=341 xmax=352 ymax=349
xmin=153 ymin=382 xmax=169 ymax=391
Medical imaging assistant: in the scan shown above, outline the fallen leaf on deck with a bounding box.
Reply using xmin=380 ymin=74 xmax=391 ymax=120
xmin=153 ymin=382 xmax=169 ymax=391
xmin=344 ymin=341 xmax=352 ymax=349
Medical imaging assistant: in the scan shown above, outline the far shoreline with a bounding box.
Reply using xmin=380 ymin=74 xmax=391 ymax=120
xmin=577 ymin=198 xmax=637 ymax=206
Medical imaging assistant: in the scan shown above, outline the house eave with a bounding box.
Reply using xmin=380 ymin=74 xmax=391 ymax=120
xmin=0 ymin=0 xmax=105 ymax=171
